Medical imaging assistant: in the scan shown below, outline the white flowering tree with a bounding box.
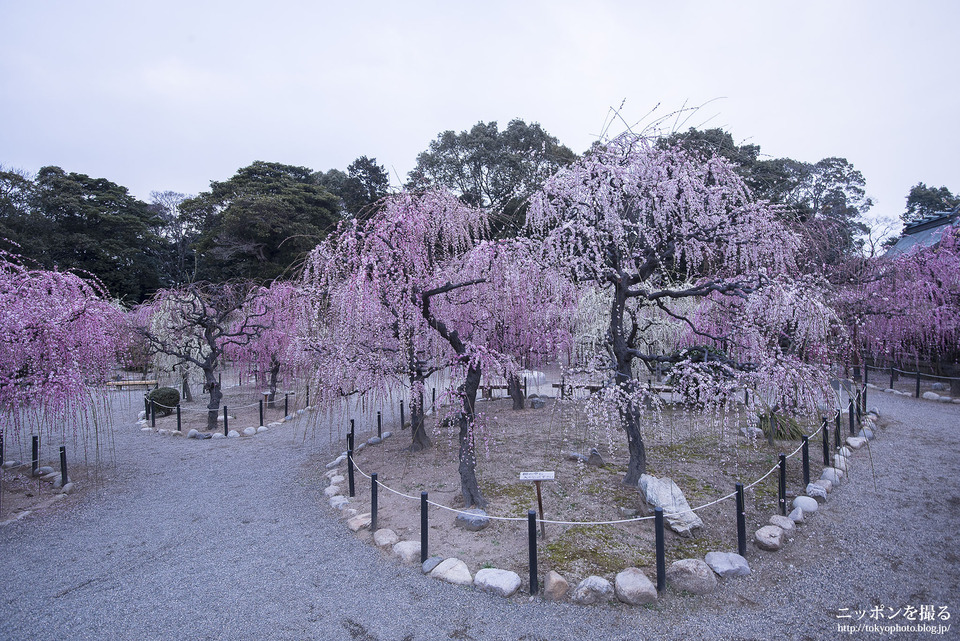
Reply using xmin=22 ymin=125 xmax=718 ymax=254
xmin=528 ymin=134 xmax=839 ymax=485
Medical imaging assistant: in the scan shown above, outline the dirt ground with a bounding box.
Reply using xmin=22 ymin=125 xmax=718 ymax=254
xmin=340 ymin=392 xmax=835 ymax=587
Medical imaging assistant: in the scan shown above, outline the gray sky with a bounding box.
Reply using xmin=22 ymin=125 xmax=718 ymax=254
xmin=1 ymin=0 xmax=957 ymax=231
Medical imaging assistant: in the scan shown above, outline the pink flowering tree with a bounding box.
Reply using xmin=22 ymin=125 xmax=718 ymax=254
xmin=226 ymin=281 xmax=301 ymax=407
xmin=858 ymin=227 xmax=960 ymax=393
xmin=528 ymin=135 xmax=839 ymax=485
xmin=0 ymin=250 xmax=121 ymax=441
xmin=300 ymin=190 xmax=572 ymax=507
xmin=134 ymin=282 xmax=268 ymax=431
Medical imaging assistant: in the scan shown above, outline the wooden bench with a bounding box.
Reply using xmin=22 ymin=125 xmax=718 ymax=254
xmin=481 ymin=384 xmax=510 ymax=399
xmin=105 ymin=380 xmax=158 ymax=390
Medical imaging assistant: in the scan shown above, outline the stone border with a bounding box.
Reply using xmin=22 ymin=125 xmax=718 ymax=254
xmin=320 ymin=411 xmax=883 ymax=605
xmin=0 ymin=462 xmax=77 ymax=527
xmin=866 ymin=382 xmax=960 ymax=404
xmin=135 ymin=406 xmax=315 ymax=440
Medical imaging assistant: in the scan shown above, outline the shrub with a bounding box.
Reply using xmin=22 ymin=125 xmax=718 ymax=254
xmin=147 ymin=387 xmax=180 ymax=416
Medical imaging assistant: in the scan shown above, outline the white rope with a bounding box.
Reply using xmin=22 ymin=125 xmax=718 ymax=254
xmin=348 ymin=454 xmax=757 ymax=526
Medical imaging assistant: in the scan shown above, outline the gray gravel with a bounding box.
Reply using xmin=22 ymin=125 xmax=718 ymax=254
xmin=1 ymin=390 xmax=957 ymax=640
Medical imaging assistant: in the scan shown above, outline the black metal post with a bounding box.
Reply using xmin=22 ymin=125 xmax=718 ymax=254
xmin=350 ymin=419 xmax=355 ymax=444
xmin=377 ymin=411 xmax=382 ymax=438
xmin=371 ymin=473 xmax=378 ymax=532
xmin=524 ymin=377 xmax=528 ymax=397
xmin=735 ymin=483 xmax=746 ymax=557
xmin=421 ymin=492 xmax=428 ymax=564
xmin=284 ymin=393 xmax=289 ymax=416
xmin=177 ymin=404 xmax=182 ymax=431
xmin=400 ymin=400 xmax=405 ymax=429
xmin=59 ymin=446 xmax=68 ymax=487
xmin=822 ymin=418 xmax=831 ymax=467
xmin=778 ymin=454 xmax=787 ymax=516
xmin=528 ymin=509 xmax=539 ymax=595
xmin=432 ymin=388 xmax=436 ymax=409
xmin=655 ymin=507 xmax=666 ymax=592
xmin=848 ymin=399 xmax=855 ymax=436
xmin=916 ymin=370 xmax=921 ymax=398
xmin=802 ymin=436 xmax=810 ymax=487
xmin=306 ymin=385 xmax=310 ymax=408
xmin=144 ymin=396 xmax=150 ymax=418
xmin=890 ymin=366 xmax=895 ymax=390
xmin=347 ymin=431 xmax=354 ymax=454
xmin=347 ymin=450 xmax=355 ymax=498
xmin=224 ymin=406 xmax=228 ymax=436
xmin=259 ymin=400 xmax=264 ymax=426
xmin=855 ymin=391 xmax=861 ymax=425
xmin=835 ymin=412 xmax=841 ymax=449
xmin=31 ymin=435 xmax=39 ymax=475
xmin=560 ymin=376 xmax=565 ymax=399
xmin=151 ymin=400 xmax=156 ymax=428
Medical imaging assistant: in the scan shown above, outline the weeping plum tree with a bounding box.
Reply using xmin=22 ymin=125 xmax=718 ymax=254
xmin=857 ymin=227 xmax=960 ymax=394
xmin=0 ymin=250 xmax=121 ymax=440
xmin=528 ymin=134 xmax=839 ymax=485
xmin=134 ymin=282 xmax=268 ymax=430
xmin=226 ymin=281 xmax=300 ymax=407
xmin=300 ymin=190 xmax=571 ymax=507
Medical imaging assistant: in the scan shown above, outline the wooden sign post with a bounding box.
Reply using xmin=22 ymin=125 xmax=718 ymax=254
xmin=519 ymin=471 xmax=555 ymax=538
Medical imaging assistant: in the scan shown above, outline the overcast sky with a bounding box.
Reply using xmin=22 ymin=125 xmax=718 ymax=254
xmin=2 ymin=0 xmax=957 ymax=231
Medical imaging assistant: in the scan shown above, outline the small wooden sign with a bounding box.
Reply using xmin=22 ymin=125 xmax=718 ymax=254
xmin=519 ymin=471 xmax=555 ymax=481
xmin=519 ymin=471 xmax=555 ymax=538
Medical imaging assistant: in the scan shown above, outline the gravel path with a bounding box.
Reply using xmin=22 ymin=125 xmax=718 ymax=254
xmin=1 ymin=389 xmax=957 ymax=640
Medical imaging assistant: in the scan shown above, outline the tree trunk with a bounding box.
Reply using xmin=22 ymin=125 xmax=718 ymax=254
xmin=621 ymin=396 xmax=647 ymax=486
xmin=181 ymin=371 xmax=193 ymax=403
xmin=204 ymin=369 xmax=222 ymax=431
xmin=610 ymin=282 xmax=647 ymax=486
xmin=457 ymin=363 xmax=485 ymax=508
xmin=409 ymin=385 xmax=432 ymax=452
xmin=267 ymin=358 xmax=280 ymax=409
xmin=507 ymin=373 xmax=525 ymax=410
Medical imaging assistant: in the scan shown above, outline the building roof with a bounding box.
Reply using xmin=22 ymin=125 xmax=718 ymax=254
xmin=886 ymin=205 xmax=960 ymax=257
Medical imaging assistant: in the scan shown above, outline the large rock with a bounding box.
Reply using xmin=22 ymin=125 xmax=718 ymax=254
xmin=587 ymin=448 xmax=605 ymax=467
xmin=614 ymin=568 xmax=658 ymax=605
xmin=528 ymin=396 xmax=546 ymax=410
xmin=422 ymin=557 xmax=443 ymax=574
xmin=754 ymin=525 xmax=785 ymax=551
xmin=666 ymin=559 xmax=717 ymax=594
xmin=346 ymin=512 xmax=372 ymax=532
xmin=821 ymin=467 xmax=844 ymax=484
xmin=455 ymin=508 xmax=490 ymax=532
xmin=805 ymin=483 xmax=828 ymax=503
xmin=242 ymin=426 xmax=257 ymax=436
xmin=323 ymin=485 xmax=341 ymax=498
xmin=769 ymin=515 xmax=795 ymax=533
xmin=430 ymin=558 xmax=472 ymax=586
xmin=922 ymin=391 xmax=941 ymax=401
xmin=474 ymin=568 xmax=521 ymax=597
xmin=788 ymin=506 xmax=804 ymax=523
xmin=833 ymin=455 xmax=849 ymax=472
xmin=543 ymin=571 xmax=569 ymax=601
xmin=373 ymin=528 xmax=398 ymax=548
xmin=846 ymin=436 xmax=867 ymax=450
xmin=392 ymin=541 xmax=421 ymax=564
xmin=814 ymin=479 xmax=833 ymax=493
xmin=329 ymin=496 xmax=349 ymax=510
xmin=793 ymin=496 xmax=819 ymax=514
xmin=571 ymin=576 xmax=614 ymax=604
xmin=639 ymin=474 xmax=703 ymax=537
xmin=704 ymin=552 xmax=750 ymax=577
